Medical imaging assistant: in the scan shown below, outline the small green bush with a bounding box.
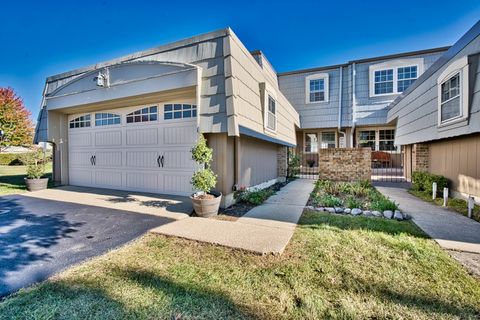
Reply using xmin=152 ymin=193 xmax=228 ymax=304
xmin=370 ymin=194 xmax=398 ymax=211
xmin=236 ymin=188 xmax=274 ymax=205
xmin=345 ymin=196 xmax=363 ymax=209
xmin=412 ymin=171 xmax=448 ymax=195
xmin=21 ymin=151 xmax=46 ymax=179
xmin=190 ymin=134 xmax=217 ymax=194
xmin=288 ymin=153 xmax=300 ymax=178
xmin=314 ymin=194 xmax=342 ymax=207
xmin=0 ymin=153 xmax=23 ymax=165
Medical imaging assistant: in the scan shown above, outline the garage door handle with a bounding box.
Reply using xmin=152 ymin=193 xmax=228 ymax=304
xmin=160 ymin=155 xmax=165 ymax=168
xmin=90 ymin=156 xmax=94 ymax=165
xmin=157 ymin=155 xmax=161 ymax=167
xmin=93 ymin=155 xmax=96 ymax=166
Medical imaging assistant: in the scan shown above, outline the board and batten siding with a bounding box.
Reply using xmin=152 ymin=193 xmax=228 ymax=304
xmin=238 ymin=136 xmax=278 ymax=187
xmin=224 ymin=31 xmax=299 ymax=146
xmin=429 ymin=134 xmax=480 ymax=198
xmin=387 ymin=35 xmax=480 ymax=146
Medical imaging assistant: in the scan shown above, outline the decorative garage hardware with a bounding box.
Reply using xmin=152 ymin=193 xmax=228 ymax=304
xmin=160 ymin=155 xmax=164 ymax=167
xmin=90 ymin=155 xmax=96 ymax=166
xmin=156 ymin=155 xmax=165 ymax=167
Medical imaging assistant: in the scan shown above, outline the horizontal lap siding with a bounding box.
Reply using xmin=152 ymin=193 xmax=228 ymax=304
xmin=388 ymin=36 xmax=480 ymax=145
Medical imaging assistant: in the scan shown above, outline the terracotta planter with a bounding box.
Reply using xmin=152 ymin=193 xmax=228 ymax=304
xmin=24 ymin=177 xmax=49 ymax=192
xmin=191 ymin=191 xmax=222 ymax=217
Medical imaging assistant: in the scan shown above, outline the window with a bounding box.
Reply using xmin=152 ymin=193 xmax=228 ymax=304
xmin=164 ymin=104 xmax=197 ymax=120
xmin=369 ymin=59 xmax=423 ymax=97
xmin=304 ymin=133 xmax=318 ymax=153
xmin=126 ymin=106 xmax=158 ymax=123
xmin=95 ymin=113 xmax=120 ymax=126
xmin=266 ymin=96 xmax=276 ymax=131
xmin=69 ymin=115 xmax=91 ymax=128
xmin=305 ymin=73 xmax=329 ymax=103
xmin=379 ymin=129 xmax=396 ymax=151
xmin=374 ymin=69 xmax=394 ymax=95
xmin=320 ymin=132 xmax=336 ymax=148
xmin=358 ymin=130 xmax=376 ymax=150
xmin=440 ymin=73 xmax=461 ymax=122
xmin=397 ymin=66 xmax=417 ymax=92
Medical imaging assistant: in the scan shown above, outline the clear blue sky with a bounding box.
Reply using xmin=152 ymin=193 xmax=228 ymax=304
xmin=1 ymin=0 xmax=479 ymax=120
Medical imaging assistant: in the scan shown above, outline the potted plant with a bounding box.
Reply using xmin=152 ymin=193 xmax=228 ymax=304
xmin=190 ymin=134 xmax=222 ymax=217
xmin=22 ymin=150 xmax=48 ymax=191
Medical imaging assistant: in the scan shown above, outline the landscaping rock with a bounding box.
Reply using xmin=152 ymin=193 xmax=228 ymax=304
xmin=335 ymin=207 xmax=344 ymax=214
xmin=315 ymin=207 xmax=325 ymax=212
xmin=372 ymin=210 xmax=382 ymax=217
xmin=326 ymin=207 xmax=336 ymax=213
xmin=402 ymin=212 xmax=410 ymax=220
xmin=351 ymin=208 xmax=362 ymax=216
xmin=383 ymin=210 xmax=393 ymax=219
xmin=344 ymin=208 xmax=351 ymax=214
xmin=394 ymin=210 xmax=403 ymax=220
xmin=305 ymin=206 xmax=315 ymax=211
xmin=363 ymin=210 xmax=372 ymax=217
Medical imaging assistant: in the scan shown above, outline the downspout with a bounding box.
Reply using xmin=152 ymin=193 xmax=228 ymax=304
xmin=337 ymin=66 xmax=346 ymax=147
xmin=351 ymin=63 xmax=357 ymax=147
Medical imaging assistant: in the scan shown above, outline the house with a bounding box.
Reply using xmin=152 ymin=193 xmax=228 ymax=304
xmin=33 ymin=28 xmax=300 ymax=207
xmin=387 ymin=20 xmax=480 ymax=201
xmin=278 ymin=46 xmax=449 ymax=170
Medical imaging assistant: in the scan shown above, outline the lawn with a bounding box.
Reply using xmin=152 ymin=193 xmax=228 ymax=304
xmin=0 ymin=163 xmax=52 ymax=195
xmin=1 ymin=211 xmax=479 ymax=319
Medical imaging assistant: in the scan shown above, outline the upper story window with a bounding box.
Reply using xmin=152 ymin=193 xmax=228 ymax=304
xmin=69 ymin=114 xmax=91 ymax=128
xmin=95 ymin=113 xmax=120 ymax=126
xmin=369 ymin=58 xmax=424 ymax=97
xmin=437 ymin=56 xmax=469 ymax=127
xmin=266 ymin=96 xmax=276 ymax=131
xmin=397 ymin=66 xmax=418 ymax=92
xmin=164 ymin=104 xmax=197 ymax=120
xmin=305 ymin=73 xmax=329 ymax=104
xmin=126 ymin=106 xmax=158 ymax=123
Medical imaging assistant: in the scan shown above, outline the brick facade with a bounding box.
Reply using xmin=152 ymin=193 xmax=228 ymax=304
xmin=412 ymin=143 xmax=429 ymax=172
xmin=318 ymin=148 xmax=371 ymax=181
xmin=277 ymin=146 xmax=288 ymax=177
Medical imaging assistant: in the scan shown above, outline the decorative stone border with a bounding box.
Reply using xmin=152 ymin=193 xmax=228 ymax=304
xmin=305 ymin=206 xmax=408 ymax=220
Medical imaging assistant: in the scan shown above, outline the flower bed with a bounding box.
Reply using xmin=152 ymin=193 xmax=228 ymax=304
xmin=306 ymin=180 xmax=407 ymax=220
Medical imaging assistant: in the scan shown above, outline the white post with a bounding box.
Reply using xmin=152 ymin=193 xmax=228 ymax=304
xmin=443 ymin=188 xmax=448 ymax=207
xmin=432 ymin=182 xmax=437 ymax=200
xmin=468 ymin=196 xmax=475 ymax=219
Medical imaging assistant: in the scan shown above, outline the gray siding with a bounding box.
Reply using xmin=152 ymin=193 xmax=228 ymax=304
xmin=239 ymin=136 xmax=278 ymax=187
xmin=388 ymin=35 xmax=480 ymax=145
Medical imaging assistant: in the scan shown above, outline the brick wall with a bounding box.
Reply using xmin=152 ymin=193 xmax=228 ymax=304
xmin=412 ymin=143 xmax=429 ymax=172
xmin=319 ymin=148 xmax=371 ymax=181
xmin=277 ymin=146 xmax=288 ymax=177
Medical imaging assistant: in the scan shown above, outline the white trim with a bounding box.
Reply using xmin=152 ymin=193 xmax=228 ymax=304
xmin=247 ymin=177 xmax=281 ymax=192
xmin=303 ymin=130 xmax=337 ymax=153
xmin=262 ymin=82 xmax=277 ymax=134
xmin=305 ymin=73 xmax=329 ymax=104
xmin=437 ymin=56 xmax=469 ymax=127
xmin=369 ymin=58 xmax=424 ymax=97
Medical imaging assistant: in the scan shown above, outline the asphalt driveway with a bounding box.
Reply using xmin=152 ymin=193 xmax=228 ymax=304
xmin=0 ymin=194 xmax=174 ymax=297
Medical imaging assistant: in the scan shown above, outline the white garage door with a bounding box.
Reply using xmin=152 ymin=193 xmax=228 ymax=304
xmin=68 ymin=103 xmax=199 ymax=196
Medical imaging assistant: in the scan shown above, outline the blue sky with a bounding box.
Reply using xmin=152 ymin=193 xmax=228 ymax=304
xmin=1 ymin=0 xmax=479 ymax=120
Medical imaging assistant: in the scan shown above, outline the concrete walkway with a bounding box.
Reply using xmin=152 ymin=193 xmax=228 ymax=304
xmin=375 ymin=182 xmax=480 ymax=254
xmin=151 ymin=179 xmax=315 ymax=255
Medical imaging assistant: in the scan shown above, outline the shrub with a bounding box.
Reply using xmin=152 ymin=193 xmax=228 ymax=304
xmin=0 ymin=153 xmax=22 ymax=165
xmin=288 ymin=153 xmax=300 ymax=178
xmin=21 ymin=151 xmax=46 ymax=179
xmin=314 ymin=194 xmax=342 ymax=207
xmin=190 ymin=134 xmax=217 ymax=194
xmin=412 ymin=171 xmax=448 ymax=195
xmin=370 ymin=194 xmax=398 ymax=211
xmin=236 ymin=188 xmax=274 ymax=205
xmin=345 ymin=196 xmax=363 ymax=209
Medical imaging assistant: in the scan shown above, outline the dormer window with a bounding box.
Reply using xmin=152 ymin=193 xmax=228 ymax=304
xmin=305 ymin=73 xmax=329 ymax=103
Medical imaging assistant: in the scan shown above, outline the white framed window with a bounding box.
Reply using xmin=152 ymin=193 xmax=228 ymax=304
xmin=69 ymin=114 xmax=91 ymax=129
xmin=357 ymin=128 xmax=397 ymax=151
xmin=305 ymin=73 xmax=329 ymax=104
xmin=164 ymin=104 xmax=197 ymax=120
xmin=437 ymin=56 xmax=469 ymax=127
xmin=126 ymin=106 xmax=158 ymax=123
xmin=369 ymin=58 xmax=424 ymax=97
xmin=379 ymin=129 xmax=396 ymax=151
xmin=304 ymin=133 xmax=318 ymax=153
xmin=358 ymin=130 xmax=376 ymax=150
xmin=95 ymin=113 xmax=121 ymax=126
xmin=266 ymin=96 xmax=276 ymax=131
xmin=320 ymin=132 xmax=336 ymax=149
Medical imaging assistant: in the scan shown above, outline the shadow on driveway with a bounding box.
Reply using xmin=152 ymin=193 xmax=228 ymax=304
xmin=0 ymin=195 xmax=172 ymax=297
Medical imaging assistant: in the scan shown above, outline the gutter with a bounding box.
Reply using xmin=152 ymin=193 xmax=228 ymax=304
xmin=351 ymin=63 xmax=357 ymax=147
xmin=337 ymin=66 xmax=346 ymax=146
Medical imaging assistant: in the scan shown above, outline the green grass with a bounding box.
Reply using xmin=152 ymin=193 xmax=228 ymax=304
xmin=1 ymin=211 xmax=479 ymax=319
xmin=409 ymin=189 xmax=480 ymax=222
xmin=0 ymin=163 xmax=52 ymax=195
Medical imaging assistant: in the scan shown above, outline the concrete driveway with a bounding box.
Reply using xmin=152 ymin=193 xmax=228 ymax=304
xmin=0 ymin=187 xmax=192 ymax=297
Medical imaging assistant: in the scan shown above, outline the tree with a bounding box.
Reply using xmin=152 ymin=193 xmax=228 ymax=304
xmin=0 ymin=87 xmax=34 ymax=151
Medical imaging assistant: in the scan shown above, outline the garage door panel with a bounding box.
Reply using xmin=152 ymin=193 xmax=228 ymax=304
xmin=126 ymin=172 xmax=159 ymax=191
xmin=163 ymin=124 xmax=197 ymax=145
xmin=69 ymin=132 xmax=92 ymax=148
xmin=95 ymin=171 xmax=123 ymax=188
xmin=95 ymin=151 xmax=122 ymax=167
xmin=163 ymin=172 xmax=193 ymax=195
xmin=163 ymin=150 xmax=196 ymax=170
xmin=70 ymin=169 xmax=92 ymax=186
xmin=126 ymin=128 xmax=158 ymax=146
xmin=126 ymin=151 xmax=159 ymax=168
xmin=70 ymin=151 xmax=94 ymax=167
xmin=95 ymin=130 xmax=122 ymax=147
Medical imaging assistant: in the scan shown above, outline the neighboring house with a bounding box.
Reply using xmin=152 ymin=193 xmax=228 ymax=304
xmin=387 ymin=21 xmax=480 ymax=200
xmin=278 ymin=47 xmax=448 ymax=169
xmin=34 ymin=28 xmax=300 ymax=207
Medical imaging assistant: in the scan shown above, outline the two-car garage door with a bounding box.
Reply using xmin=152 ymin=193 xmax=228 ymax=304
xmin=68 ymin=104 xmax=199 ymax=196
